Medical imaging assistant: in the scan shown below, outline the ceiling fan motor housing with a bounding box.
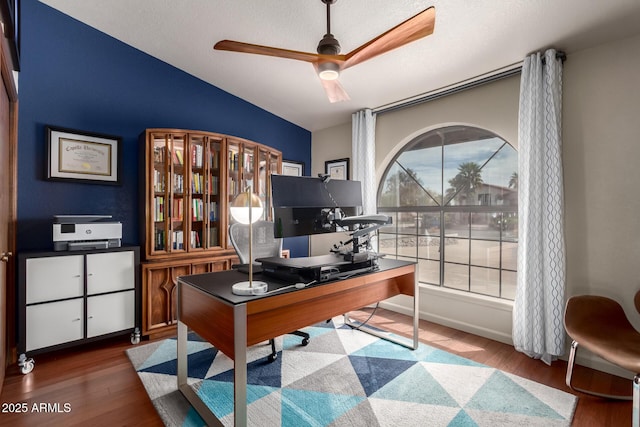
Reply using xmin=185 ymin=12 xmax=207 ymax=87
xmin=317 ymin=33 xmax=341 ymax=55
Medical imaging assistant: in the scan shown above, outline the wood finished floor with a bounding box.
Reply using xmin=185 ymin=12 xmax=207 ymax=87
xmin=0 ymin=308 xmax=633 ymax=426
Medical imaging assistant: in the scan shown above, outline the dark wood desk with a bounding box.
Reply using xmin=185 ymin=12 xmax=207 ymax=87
xmin=177 ymin=258 xmax=418 ymax=427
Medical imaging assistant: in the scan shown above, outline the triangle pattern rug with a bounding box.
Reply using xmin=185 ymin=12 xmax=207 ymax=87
xmin=126 ymin=317 xmax=577 ymax=426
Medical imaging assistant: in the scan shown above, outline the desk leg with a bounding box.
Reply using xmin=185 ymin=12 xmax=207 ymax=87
xmin=234 ymin=304 xmax=248 ymax=427
xmin=345 ymin=271 xmax=420 ymax=350
xmin=412 ymin=267 xmax=419 ymax=349
xmin=177 ymin=320 xmax=187 ymax=388
xmin=177 ymin=320 xmax=223 ymax=427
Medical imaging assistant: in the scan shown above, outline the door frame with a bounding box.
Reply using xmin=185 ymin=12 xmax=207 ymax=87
xmin=1 ymin=28 xmax=19 ymax=387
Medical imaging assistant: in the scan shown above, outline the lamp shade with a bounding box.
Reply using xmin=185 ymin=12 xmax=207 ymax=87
xmin=230 ymin=192 xmax=264 ymax=224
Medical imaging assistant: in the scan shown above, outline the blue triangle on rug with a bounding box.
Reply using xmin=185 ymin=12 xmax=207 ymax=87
xmin=281 ymin=388 xmax=365 ymax=425
xmin=139 ymin=346 xmax=218 ymax=379
xmin=466 ymin=370 xmax=565 ymax=419
xmin=209 ymin=353 xmax=284 ymax=388
xmin=127 ymin=317 xmax=577 ymax=426
xmin=349 ymin=354 xmax=416 ymax=396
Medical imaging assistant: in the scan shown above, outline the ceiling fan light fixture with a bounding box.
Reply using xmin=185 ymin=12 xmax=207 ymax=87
xmin=318 ymin=62 xmax=340 ymax=80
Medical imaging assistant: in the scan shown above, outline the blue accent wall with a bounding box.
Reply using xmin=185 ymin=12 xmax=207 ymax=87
xmin=17 ymin=1 xmax=311 ymax=256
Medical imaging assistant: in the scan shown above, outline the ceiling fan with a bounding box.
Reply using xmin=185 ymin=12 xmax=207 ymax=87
xmin=214 ymin=1 xmax=436 ymax=103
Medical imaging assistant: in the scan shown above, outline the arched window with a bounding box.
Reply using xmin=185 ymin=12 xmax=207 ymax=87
xmin=377 ymin=125 xmax=518 ymax=300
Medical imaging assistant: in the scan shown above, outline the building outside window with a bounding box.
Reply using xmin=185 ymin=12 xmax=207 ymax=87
xmin=377 ymin=125 xmax=518 ymax=300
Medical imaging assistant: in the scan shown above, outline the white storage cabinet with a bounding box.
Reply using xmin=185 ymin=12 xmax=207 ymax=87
xmin=18 ymin=247 xmax=140 ymax=374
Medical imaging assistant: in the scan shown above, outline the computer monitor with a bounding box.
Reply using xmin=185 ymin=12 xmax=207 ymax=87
xmin=271 ymin=175 xmax=363 ymax=238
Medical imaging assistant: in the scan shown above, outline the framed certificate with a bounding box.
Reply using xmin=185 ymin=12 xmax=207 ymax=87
xmin=46 ymin=126 xmax=122 ymax=185
xmin=325 ymin=158 xmax=349 ymax=180
xmin=282 ymin=160 xmax=304 ymax=176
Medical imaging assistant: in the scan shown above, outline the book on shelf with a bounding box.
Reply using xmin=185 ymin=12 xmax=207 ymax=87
xmin=192 ymin=199 xmax=203 ymax=221
xmin=173 ymin=148 xmax=184 ymax=166
xmin=209 ymin=201 xmax=218 ymax=221
xmin=190 ymin=230 xmax=201 ymax=248
xmin=171 ymin=198 xmax=183 ymax=221
xmin=209 ymin=149 xmax=219 ymax=169
xmin=154 ymin=229 xmax=165 ymax=251
xmin=209 ymin=226 xmax=218 ymax=247
xmin=153 ymin=146 xmax=166 ymax=163
xmin=191 ymin=172 xmax=204 ymax=194
xmin=208 ymin=175 xmax=219 ymax=195
xmin=172 ymin=230 xmax=184 ymax=250
xmin=154 ymin=196 xmax=164 ymax=222
xmin=173 ymin=174 xmax=184 ymax=193
xmin=153 ymin=170 xmax=165 ymax=192
xmin=191 ymin=144 xmax=203 ymax=168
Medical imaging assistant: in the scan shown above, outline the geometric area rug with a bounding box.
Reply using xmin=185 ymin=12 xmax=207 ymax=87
xmin=126 ymin=317 xmax=577 ymax=426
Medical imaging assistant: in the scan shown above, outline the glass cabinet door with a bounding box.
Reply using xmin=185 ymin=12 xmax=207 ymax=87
xmin=169 ymin=134 xmax=187 ymax=253
xmin=204 ymin=136 xmax=222 ymax=248
xmin=242 ymin=145 xmax=256 ymax=194
xmin=188 ymin=135 xmax=205 ymax=250
xmin=228 ymin=140 xmax=240 ymax=202
xmin=258 ymin=149 xmax=280 ymax=221
xmin=151 ymin=134 xmax=168 ymax=253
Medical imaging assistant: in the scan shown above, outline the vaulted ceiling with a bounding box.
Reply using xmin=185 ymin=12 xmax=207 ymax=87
xmin=40 ymin=0 xmax=640 ymax=131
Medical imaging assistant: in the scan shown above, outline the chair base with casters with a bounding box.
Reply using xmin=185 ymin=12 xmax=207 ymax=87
xmin=563 ymin=292 xmax=640 ymax=427
xmin=267 ymin=331 xmax=310 ymax=362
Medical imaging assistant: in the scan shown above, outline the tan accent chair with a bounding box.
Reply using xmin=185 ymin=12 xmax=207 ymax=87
xmin=563 ymin=291 xmax=640 ymax=426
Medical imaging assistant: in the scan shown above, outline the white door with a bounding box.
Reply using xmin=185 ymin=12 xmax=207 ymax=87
xmin=86 ymin=251 xmax=135 ymax=294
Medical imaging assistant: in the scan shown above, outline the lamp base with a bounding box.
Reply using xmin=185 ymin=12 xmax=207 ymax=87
xmin=231 ymin=281 xmax=268 ymax=296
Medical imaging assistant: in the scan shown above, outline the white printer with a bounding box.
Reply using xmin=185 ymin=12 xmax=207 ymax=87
xmin=53 ymin=215 xmax=122 ymax=251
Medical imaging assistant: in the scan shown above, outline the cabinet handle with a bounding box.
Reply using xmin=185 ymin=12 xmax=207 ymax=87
xmin=88 ymin=316 xmax=94 ymax=319
xmin=73 ymin=275 xmax=81 ymax=278
xmin=71 ymin=318 xmax=81 ymax=322
xmin=0 ymin=252 xmax=12 ymax=262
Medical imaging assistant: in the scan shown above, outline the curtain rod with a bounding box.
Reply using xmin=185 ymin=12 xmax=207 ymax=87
xmin=373 ymin=50 xmax=566 ymax=116
xmin=373 ymin=62 xmax=522 ymax=115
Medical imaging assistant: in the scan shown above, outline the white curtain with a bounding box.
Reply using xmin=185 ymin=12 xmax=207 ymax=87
xmin=512 ymin=49 xmax=566 ymax=365
xmin=352 ymin=109 xmax=377 ymax=215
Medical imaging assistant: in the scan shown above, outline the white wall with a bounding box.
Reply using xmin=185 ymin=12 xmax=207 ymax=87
xmin=311 ymin=33 xmax=640 ymax=378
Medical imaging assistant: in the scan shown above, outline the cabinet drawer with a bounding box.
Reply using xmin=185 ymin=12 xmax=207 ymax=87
xmin=87 ymin=251 xmax=135 ymax=294
xmin=87 ymin=291 xmax=135 ymax=338
xmin=26 ymin=299 xmax=83 ymax=352
xmin=26 ymin=256 xmax=84 ymax=304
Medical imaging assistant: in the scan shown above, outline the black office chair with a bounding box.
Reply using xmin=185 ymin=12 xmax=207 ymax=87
xmin=229 ymin=220 xmax=310 ymax=362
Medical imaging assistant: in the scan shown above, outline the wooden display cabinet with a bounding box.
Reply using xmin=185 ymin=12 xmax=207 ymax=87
xmin=140 ymin=129 xmax=281 ymax=336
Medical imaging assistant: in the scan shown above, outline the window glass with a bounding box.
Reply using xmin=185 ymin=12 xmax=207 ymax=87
xmin=378 ymin=125 xmax=518 ymax=301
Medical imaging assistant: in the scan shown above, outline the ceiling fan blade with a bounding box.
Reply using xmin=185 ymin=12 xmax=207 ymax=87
xmin=319 ymin=78 xmax=350 ymax=103
xmin=214 ymin=40 xmax=323 ymax=63
xmin=343 ymin=6 xmax=435 ymax=69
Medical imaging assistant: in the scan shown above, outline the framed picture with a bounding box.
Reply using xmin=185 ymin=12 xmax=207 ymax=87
xmin=282 ymin=160 xmax=304 ymax=176
xmin=46 ymin=126 xmax=122 ymax=185
xmin=325 ymin=158 xmax=349 ymax=180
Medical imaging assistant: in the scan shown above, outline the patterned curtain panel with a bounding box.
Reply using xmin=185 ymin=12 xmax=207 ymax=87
xmin=512 ymin=49 xmax=566 ymax=365
xmin=352 ymin=109 xmax=377 ymax=214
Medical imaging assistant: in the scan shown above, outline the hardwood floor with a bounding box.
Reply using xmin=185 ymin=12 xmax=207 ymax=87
xmin=0 ymin=308 xmax=632 ymax=426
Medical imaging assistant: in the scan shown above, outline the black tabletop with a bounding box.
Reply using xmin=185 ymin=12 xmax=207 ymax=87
xmin=177 ymin=257 xmax=414 ymax=305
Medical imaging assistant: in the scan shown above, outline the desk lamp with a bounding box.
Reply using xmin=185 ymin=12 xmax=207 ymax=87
xmin=229 ymin=186 xmax=268 ymax=295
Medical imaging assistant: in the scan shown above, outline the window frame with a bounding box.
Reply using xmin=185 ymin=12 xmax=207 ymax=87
xmin=376 ymin=125 xmax=518 ymax=300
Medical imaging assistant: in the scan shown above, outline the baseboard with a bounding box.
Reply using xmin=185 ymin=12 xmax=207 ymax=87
xmin=378 ymin=286 xmax=635 ymax=381
xmin=379 ymin=299 xmax=513 ymax=345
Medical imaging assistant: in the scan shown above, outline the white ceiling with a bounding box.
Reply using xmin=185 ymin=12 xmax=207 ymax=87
xmin=40 ymin=0 xmax=640 ymax=132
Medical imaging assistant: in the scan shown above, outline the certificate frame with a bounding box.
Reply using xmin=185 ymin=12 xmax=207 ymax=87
xmin=46 ymin=126 xmax=122 ymax=185
xmin=282 ymin=159 xmax=304 ymax=176
xmin=325 ymin=158 xmax=349 ymax=180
